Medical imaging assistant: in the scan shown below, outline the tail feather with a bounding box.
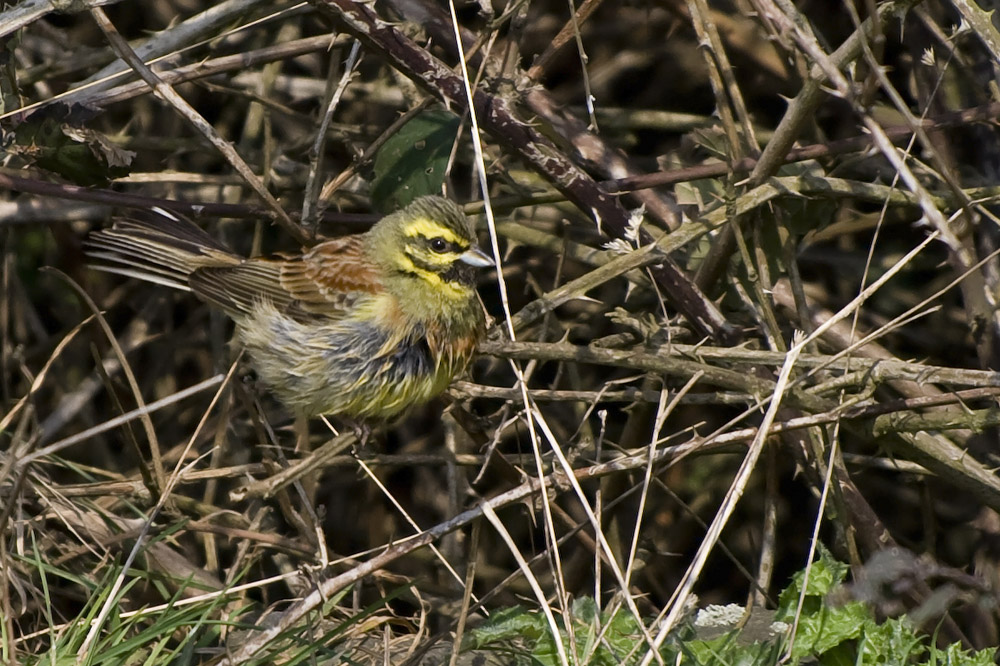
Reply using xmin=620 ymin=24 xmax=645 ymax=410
xmin=87 ymin=262 xmax=193 ymax=292
xmin=86 ymin=208 xmax=240 ymax=290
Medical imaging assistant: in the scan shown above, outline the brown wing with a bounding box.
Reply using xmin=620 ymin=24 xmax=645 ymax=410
xmin=278 ymin=235 xmax=382 ymax=317
xmin=189 ymin=234 xmax=382 ymax=320
xmin=189 ymin=260 xmax=291 ymax=316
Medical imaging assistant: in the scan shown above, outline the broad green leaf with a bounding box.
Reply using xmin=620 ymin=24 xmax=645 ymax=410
xmin=778 ymin=545 xmax=867 ymax=659
xmin=371 ymin=109 xmax=460 ymax=212
xmin=786 ymin=600 xmax=868 ymax=659
xmin=777 ymin=544 xmax=850 ymax=613
xmin=857 ymin=617 xmax=925 ymax=666
xmin=11 ymin=103 xmax=134 ymax=186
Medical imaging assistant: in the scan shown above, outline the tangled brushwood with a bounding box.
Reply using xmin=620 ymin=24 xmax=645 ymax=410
xmin=3 ymin=1 xmax=1000 ymax=663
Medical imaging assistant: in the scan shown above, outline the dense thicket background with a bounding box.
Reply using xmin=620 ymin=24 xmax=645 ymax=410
xmin=4 ymin=0 xmax=1000 ymax=663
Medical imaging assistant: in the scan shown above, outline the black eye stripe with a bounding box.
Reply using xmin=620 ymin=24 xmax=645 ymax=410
xmin=403 ymin=243 xmax=460 ymax=269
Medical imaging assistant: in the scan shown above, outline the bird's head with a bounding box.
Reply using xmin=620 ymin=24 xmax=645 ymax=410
xmin=368 ymin=196 xmax=493 ymax=311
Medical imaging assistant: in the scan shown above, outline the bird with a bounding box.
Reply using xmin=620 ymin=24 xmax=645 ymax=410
xmin=86 ymin=196 xmax=493 ymax=423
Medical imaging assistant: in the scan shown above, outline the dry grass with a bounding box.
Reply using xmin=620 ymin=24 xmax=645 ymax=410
xmin=3 ymin=0 xmax=1000 ymax=662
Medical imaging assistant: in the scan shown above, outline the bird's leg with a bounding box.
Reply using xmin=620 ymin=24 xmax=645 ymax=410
xmin=343 ymin=419 xmax=374 ymax=454
xmin=355 ymin=421 xmax=373 ymax=448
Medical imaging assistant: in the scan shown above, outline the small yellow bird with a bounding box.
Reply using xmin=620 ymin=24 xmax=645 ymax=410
xmin=86 ymin=196 xmax=493 ymax=421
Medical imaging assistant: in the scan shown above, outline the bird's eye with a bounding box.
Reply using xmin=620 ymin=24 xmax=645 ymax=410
xmin=429 ymin=237 xmax=449 ymax=253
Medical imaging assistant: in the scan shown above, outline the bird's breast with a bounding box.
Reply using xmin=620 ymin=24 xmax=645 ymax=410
xmin=236 ymin=299 xmax=476 ymax=419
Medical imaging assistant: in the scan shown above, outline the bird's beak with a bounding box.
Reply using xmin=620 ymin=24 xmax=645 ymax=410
xmin=459 ymin=246 xmax=495 ymax=268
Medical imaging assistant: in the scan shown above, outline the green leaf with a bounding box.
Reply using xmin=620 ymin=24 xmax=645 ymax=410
xmin=777 ymin=544 xmax=850 ymax=613
xmin=927 ymin=639 xmax=997 ymax=666
xmin=856 ymin=617 xmax=925 ymax=666
xmin=371 ymin=109 xmax=460 ymax=212
xmin=683 ymin=631 xmax=785 ymax=666
xmin=11 ymin=103 xmax=134 ymax=186
xmin=787 ymin=600 xmax=868 ymax=659
xmin=466 ymin=599 xmax=656 ymax=665
xmin=674 ymin=174 xmax=727 ymax=210
xmin=777 ymin=545 xmax=868 ymax=659
xmin=464 ymin=606 xmax=545 ymax=649
xmin=601 ymin=605 xmax=645 ymax=662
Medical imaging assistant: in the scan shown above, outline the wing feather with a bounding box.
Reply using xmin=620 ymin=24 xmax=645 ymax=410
xmin=189 ymin=236 xmax=381 ymax=320
xmin=189 ymin=262 xmax=290 ymax=315
xmin=89 ymin=209 xmax=381 ymax=322
xmin=278 ymin=236 xmax=381 ymax=318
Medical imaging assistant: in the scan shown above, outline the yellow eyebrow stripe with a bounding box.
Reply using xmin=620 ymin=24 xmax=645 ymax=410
xmin=402 ymin=217 xmax=465 ymax=245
